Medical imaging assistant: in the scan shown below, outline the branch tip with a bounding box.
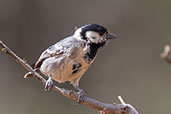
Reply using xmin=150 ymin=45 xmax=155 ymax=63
xmin=0 ymin=41 xmax=4 ymax=48
xmin=161 ymin=45 xmax=170 ymax=58
xmin=161 ymin=45 xmax=171 ymax=64
xmin=118 ymin=96 xmax=126 ymax=106
xmin=24 ymin=72 xmax=33 ymax=78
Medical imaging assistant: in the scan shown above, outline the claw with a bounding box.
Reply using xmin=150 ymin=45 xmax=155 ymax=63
xmin=45 ymin=76 xmax=53 ymax=91
xmin=76 ymin=89 xmax=85 ymax=104
xmin=74 ymin=85 xmax=85 ymax=104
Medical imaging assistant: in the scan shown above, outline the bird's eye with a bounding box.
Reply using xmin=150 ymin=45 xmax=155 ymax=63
xmin=92 ymin=37 xmax=96 ymax=39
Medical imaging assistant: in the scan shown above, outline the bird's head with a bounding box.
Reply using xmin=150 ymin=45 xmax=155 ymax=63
xmin=74 ymin=24 xmax=116 ymax=47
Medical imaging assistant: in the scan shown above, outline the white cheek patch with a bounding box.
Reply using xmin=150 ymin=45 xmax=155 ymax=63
xmin=86 ymin=31 xmax=103 ymax=43
xmin=85 ymin=31 xmax=100 ymax=39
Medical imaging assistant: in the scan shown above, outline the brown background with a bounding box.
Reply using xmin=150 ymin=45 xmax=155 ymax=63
xmin=0 ymin=0 xmax=171 ymax=114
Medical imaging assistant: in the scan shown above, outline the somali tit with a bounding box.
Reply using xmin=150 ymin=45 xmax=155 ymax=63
xmin=25 ymin=24 xmax=116 ymax=103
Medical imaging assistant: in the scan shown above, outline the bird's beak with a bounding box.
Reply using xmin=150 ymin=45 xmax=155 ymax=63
xmin=106 ymin=32 xmax=116 ymax=40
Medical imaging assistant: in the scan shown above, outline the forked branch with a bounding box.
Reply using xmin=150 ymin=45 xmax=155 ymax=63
xmin=0 ymin=40 xmax=139 ymax=114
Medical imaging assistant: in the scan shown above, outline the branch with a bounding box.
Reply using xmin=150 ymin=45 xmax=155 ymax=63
xmin=161 ymin=45 xmax=171 ymax=64
xmin=0 ymin=40 xmax=139 ymax=114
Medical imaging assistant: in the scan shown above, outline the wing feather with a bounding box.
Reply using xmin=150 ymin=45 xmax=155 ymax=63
xmin=34 ymin=44 xmax=65 ymax=69
xmin=34 ymin=36 xmax=79 ymax=69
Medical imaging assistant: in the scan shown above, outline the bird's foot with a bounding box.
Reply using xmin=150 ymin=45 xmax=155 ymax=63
xmin=76 ymin=89 xmax=85 ymax=105
xmin=45 ymin=76 xmax=53 ymax=91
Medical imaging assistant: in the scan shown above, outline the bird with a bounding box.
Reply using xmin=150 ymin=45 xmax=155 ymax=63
xmin=25 ymin=24 xmax=116 ymax=103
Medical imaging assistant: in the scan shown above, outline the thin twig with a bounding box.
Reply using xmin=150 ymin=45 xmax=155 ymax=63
xmin=0 ymin=40 xmax=139 ymax=114
xmin=161 ymin=45 xmax=171 ymax=64
xmin=118 ymin=96 xmax=126 ymax=106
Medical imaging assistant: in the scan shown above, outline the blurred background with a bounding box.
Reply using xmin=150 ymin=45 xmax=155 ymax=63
xmin=0 ymin=0 xmax=171 ymax=114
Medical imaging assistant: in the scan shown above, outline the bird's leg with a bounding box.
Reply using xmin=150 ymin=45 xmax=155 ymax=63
xmin=45 ymin=75 xmax=53 ymax=91
xmin=74 ymin=85 xmax=85 ymax=104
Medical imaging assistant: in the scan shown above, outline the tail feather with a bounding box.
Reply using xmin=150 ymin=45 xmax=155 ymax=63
xmin=34 ymin=58 xmax=47 ymax=69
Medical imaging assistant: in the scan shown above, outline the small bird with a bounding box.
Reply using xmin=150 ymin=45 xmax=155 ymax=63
xmin=25 ymin=24 xmax=116 ymax=103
